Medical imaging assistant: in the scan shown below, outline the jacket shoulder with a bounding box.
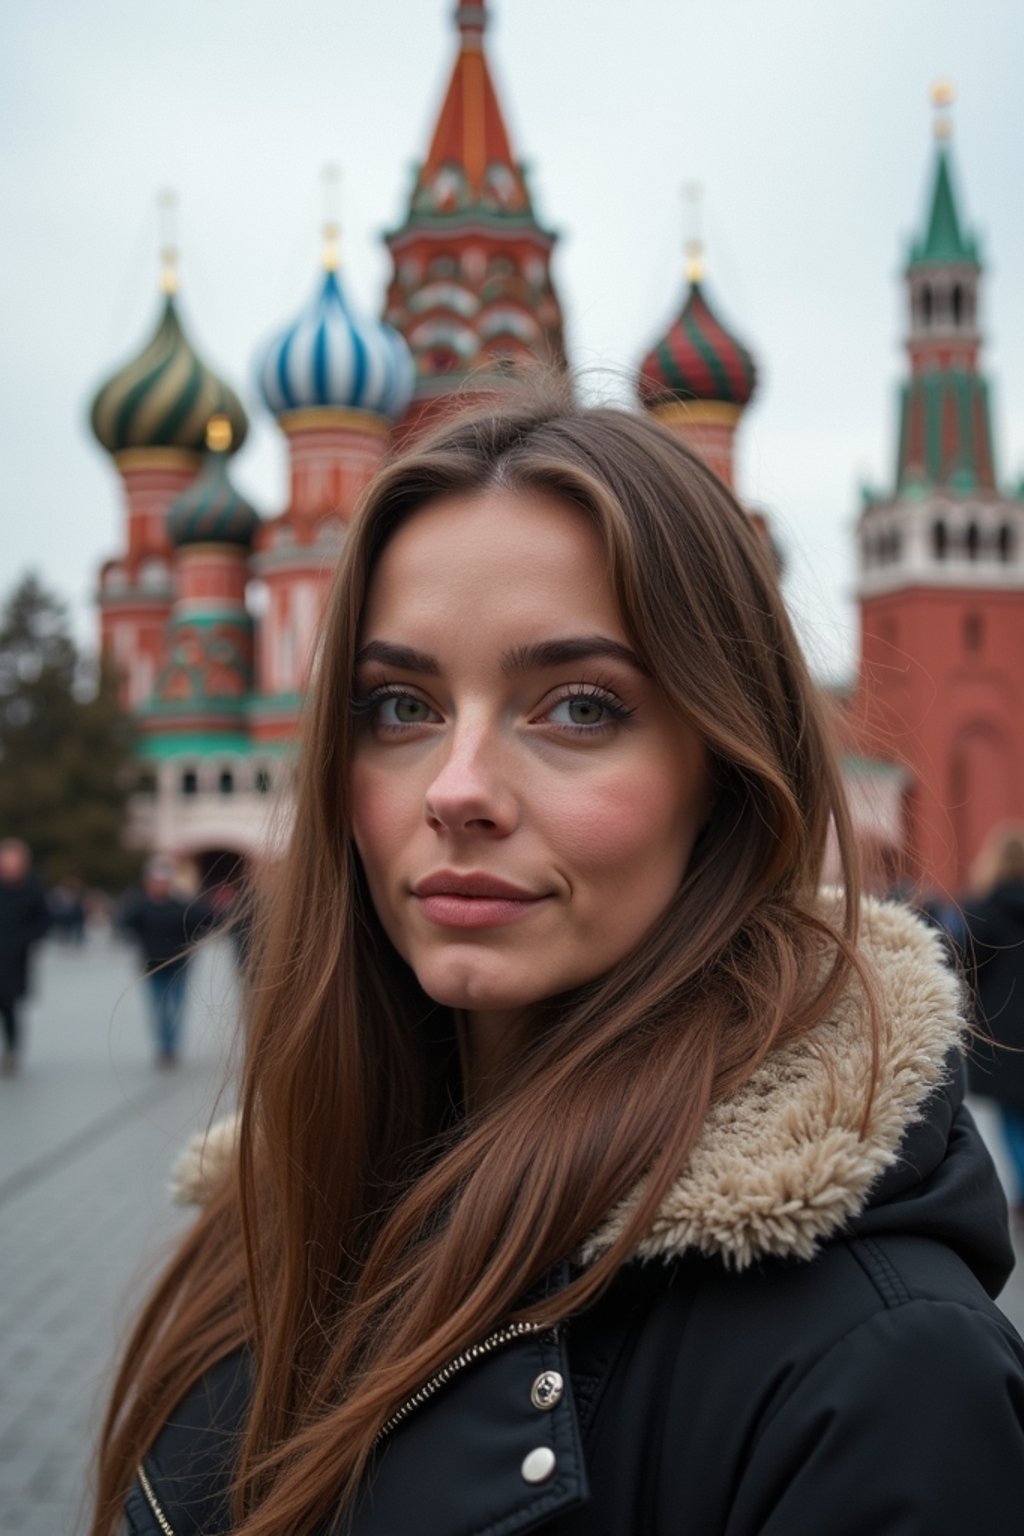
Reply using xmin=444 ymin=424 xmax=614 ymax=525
xmin=571 ymin=1246 xmax=1024 ymax=1534
xmin=122 ymin=1350 xmax=250 ymax=1535
xmin=727 ymin=1286 xmax=1024 ymax=1533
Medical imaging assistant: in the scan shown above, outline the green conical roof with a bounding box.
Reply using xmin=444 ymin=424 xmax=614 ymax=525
xmin=909 ymin=143 xmax=979 ymax=268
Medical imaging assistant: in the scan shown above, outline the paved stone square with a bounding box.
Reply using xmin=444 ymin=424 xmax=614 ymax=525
xmin=1 ymin=932 xmax=1022 ymax=1535
xmin=0 ymin=932 xmax=238 ymax=1536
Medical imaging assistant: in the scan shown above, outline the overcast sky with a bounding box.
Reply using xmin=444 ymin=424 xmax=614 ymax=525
xmin=2 ymin=0 xmax=1021 ymax=681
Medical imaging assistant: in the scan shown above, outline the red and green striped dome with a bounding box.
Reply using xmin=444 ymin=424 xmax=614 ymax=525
xmin=638 ymin=281 xmax=758 ymax=409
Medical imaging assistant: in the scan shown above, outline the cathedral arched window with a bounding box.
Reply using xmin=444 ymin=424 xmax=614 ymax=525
xmin=218 ymin=769 xmax=234 ymax=796
xmin=963 ymin=613 xmax=983 ymax=653
xmin=998 ymin=524 xmax=1016 ymax=563
xmin=932 ymin=520 xmax=948 ymax=560
xmin=254 ymin=767 xmax=272 ymax=795
xmin=181 ymin=768 xmax=198 ymax=797
xmin=965 ymin=522 xmax=981 ymax=561
xmin=920 ymin=285 xmax=933 ymax=327
xmin=951 ymin=283 xmax=964 ymax=327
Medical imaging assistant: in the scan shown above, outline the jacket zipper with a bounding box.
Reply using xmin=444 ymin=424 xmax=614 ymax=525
xmin=375 ymin=1318 xmax=556 ymax=1443
xmin=134 ymin=1318 xmax=556 ymax=1532
xmin=137 ymin=1461 xmax=175 ymax=1536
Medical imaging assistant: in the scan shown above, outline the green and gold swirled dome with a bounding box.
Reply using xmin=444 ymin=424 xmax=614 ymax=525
xmin=90 ymin=293 xmax=248 ymax=457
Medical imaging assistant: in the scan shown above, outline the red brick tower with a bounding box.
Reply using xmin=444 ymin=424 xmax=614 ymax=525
xmin=383 ymin=0 xmax=566 ymax=438
xmin=851 ymin=87 xmax=1024 ymax=898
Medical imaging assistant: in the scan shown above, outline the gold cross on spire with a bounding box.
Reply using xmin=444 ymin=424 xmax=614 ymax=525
xmin=682 ymin=180 xmax=704 ymax=284
xmin=322 ymin=163 xmax=342 ymax=271
xmin=931 ymin=80 xmax=955 ymax=140
xmin=158 ymin=188 xmax=179 ymax=295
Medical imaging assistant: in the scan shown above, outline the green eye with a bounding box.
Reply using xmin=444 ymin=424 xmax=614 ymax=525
xmin=548 ymin=695 xmax=611 ymax=728
xmin=382 ymin=695 xmax=433 ymax=725
xmin=566 ymin=698 xmax=605 ymax=725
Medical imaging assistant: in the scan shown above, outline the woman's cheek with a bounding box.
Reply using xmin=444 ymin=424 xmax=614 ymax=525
xmin=550 ymin=776 xmax=680 ymax=876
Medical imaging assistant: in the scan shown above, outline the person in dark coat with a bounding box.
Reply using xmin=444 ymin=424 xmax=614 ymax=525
xmin=91 ymin=390 xmax=1024 ymax=1536
xmin=965 ymin=830 xmax=1024 ymax=1207
xmin=0 ymin=837 xmax=51 ymax=1075
xmin=118 ymin=857 xmax=214 ymax=1068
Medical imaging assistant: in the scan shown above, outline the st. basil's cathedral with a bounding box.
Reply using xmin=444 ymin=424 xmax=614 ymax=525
xmin=87 ymin=3 xmax=1023 ymax=904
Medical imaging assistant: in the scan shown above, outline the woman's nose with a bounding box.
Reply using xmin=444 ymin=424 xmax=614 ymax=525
xmin=424 ymin=725 xmax=519 ymax=837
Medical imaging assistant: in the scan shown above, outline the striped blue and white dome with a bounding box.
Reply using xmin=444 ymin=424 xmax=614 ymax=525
xmin=256 ymin=267 xmax=414 ymax=421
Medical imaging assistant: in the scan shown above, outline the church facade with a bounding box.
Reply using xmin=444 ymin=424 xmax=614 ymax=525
xmin=87 ymin=4 xmax=1021 ymax=901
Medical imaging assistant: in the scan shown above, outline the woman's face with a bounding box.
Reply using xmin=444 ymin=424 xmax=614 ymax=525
xmin=351 ymin=488 xmax=710 ymax=1023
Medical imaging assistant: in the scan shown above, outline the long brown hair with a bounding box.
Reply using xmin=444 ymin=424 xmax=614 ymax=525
xmin=91 ymin=379 xmax=873 ymax=1535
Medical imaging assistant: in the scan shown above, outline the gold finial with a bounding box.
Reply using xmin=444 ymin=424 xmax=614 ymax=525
xmin=682 ymin=180 xmax=704 ymax=284
xmin=158 ymin=188 xmax=180 ymax=296
xmin=932 ymin=80 xmax=954 ymax=139
xmin=206 ymin=415 xmax=232 ymax=452
xmin=322 ymin=163 xmax=341 ymax=272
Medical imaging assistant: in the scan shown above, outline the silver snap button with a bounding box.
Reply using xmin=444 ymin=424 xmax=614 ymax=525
xmin=530 ymin=1369 xmax=564 ymax=1411
xmin=521 ymin=1445 xmax=556 ymax=1484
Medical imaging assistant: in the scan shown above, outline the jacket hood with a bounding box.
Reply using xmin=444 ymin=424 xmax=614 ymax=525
xmin=582 ymin=892 xmax=992 ymax=1272
xmin=172 ymin=895 xmax=1009 ymax=1286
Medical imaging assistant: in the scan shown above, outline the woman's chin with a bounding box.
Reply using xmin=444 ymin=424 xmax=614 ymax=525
xmin=413 ymin=957 xmax=541 ymax=1016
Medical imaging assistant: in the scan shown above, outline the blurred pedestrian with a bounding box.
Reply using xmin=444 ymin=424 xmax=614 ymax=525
xmin=964 ymin=828 xmax=1024 ymax=1211
xmin=118 ymin=856 xmax=214 ymax=1068
xmin=0 ymin=837 xmax=51 ymax=1075
xmin=48 ymin=876 xmax=87 ymax=944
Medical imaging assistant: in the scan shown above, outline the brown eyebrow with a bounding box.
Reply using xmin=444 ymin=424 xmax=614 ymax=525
xmin=356 ymin=635 xmax=648 ymax=678
xmin=501 ymin=637 xmax=649 ymax=676
xmin=355 ymin=641 xmax=440 ymax=675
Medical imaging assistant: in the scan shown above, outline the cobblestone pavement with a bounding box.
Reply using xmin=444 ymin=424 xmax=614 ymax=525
xmin=0 ymin=932 xmax=239 ymax=1536
xmin=2 ymin=935 xmax=1024 ymax=1535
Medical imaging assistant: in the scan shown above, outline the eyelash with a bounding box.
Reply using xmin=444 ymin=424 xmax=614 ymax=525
xmin=350 ymin=679 xmax=636 ymax=735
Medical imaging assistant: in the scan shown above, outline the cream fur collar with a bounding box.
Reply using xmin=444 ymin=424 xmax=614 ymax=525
xmin=172 ymin=896 xmax=965 ymax=1272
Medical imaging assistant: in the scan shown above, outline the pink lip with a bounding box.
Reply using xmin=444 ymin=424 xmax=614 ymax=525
xmin=413 ymin=871 xmax=542 ymax=900
xmin=412 ymin=871 xmax=550 ymax=930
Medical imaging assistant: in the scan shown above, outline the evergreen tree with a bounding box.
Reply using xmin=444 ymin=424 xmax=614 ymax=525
xmin=0 ymin=573 xmax=142 ymax=891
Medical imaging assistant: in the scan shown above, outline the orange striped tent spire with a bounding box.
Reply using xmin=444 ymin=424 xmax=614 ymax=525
xmin=423 ymin=2 xmax=520 ymax=201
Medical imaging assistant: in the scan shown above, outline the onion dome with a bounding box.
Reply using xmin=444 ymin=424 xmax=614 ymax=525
xmin=255 ymin=249 xmax=414 ymax=421
xmin=167 ymin=418 xmax=259 ymax=549
xmin=638 ymin=246 xmax=757 ymax=410
xmin=90 ymin=295 xmax=248 ymax=457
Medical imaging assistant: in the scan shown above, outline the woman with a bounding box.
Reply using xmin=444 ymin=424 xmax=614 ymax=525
xmin=95 ymin=385 xmax=1024 ymax=1536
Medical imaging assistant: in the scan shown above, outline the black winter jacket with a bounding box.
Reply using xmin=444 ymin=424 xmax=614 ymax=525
xmin=965 ymin=877 xmax=1024 ymax=1107
xmin=0 ymin=871 xmax=50 ymax=999
xmin=122 ymin=898 xmax=1024 ymax=1536
xmin=118 ymin=891 xmax=214 ymax=974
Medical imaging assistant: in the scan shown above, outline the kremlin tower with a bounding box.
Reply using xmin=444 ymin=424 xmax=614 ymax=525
xmin=636 ymin=228 xmax=758 ymax=490
xmin=851 ymin=87 xmax=1024 ymax=897
xmin=383 ymin=0 xmax=566 ymax=437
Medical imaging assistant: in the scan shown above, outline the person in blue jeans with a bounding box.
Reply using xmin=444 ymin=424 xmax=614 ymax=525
xmin=119 ymin=858 xmax=214 ymax=1068
xmin=964 ymin=830 xmax=1024 ymax=1211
